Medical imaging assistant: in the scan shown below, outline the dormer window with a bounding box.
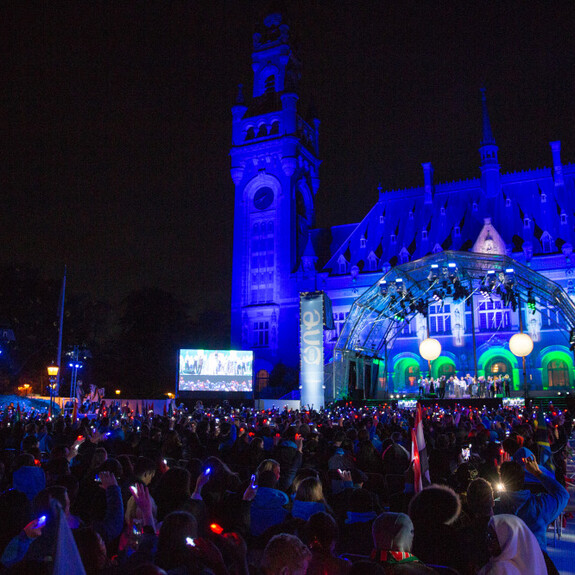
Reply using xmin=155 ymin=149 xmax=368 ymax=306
xmin=541 ymin=232 xmax=553 ymax=254
xmin=440 ymin=207 xmax=446 ymax=216
xmin=390 ymin=234 xmax=397 ymax=245
xmin=380 ymin=215 xmax=384 ymax=224
xmin=409 ymin=211 xmax=414 ymax=220
xmin=524 ymin=217 xmax=531 ymax=229
xmin=505 ymin=197 xmax=511 ymax=208
xmin=338 ymin=255 xmax=348 ymax=275
xmin=360 ymin=236 xmax=366 ymax=248
xmin=561 ymin=213 xmax=568 ymax=225
xmin=454 ymin=226 xmax=461 ymax=238
xmin=399 ymin=247 xmax=409 ymax=264
xmin=367 ymin=252 xmax=377 ymax=271
xmin=472 ymin=202 xmax=478 ymax=212
xmin=541 ymin=193 xmax=547 ymax=203
xmin=422 ymin=230 xmax=428 ymax=240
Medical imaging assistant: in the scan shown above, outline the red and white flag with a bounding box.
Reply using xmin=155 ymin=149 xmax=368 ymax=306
xmin=411 ymin=402 xmax=430 ymax=493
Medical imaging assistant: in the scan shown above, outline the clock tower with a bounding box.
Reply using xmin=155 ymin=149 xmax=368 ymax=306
xmin=230 ymin=12 xmax=321 ymax=376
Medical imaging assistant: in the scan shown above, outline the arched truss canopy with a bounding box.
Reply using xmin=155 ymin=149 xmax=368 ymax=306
xmin=335 ymin=251 xmax=575 ymax=358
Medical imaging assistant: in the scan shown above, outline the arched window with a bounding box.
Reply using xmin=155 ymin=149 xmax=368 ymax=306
xmin=548 ymin=359 xmax=569 ymax=387
xmin=438 ymin=363 xmax=456 ymax=379
xmin=265 ymin=75 xmax=275 ymax=93
xmin=257 ymin=124 xmax=268 ymax=138
xmin=406 ymin=364 xmax=420 ymax=388
xmin=246 ymin=127 xmax=255 ymax=140
xmin=270 ymin=121 xmax=280 ymax=135
xmin=485 ymin=358 xmax=510 ymax=377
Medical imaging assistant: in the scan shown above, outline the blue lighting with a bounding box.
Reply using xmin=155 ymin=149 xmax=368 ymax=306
xmin=230 ymin=11 xmax=575 ymax=401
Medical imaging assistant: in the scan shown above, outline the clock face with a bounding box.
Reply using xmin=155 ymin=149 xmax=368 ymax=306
xmin=253 ymin=187 xmax=274 ymax=210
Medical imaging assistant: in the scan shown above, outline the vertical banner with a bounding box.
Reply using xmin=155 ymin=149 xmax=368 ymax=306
xmin=300 ymin=292 xmax=325 ymax=409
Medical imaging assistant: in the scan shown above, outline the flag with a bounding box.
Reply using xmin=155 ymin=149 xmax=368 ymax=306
xmin=411 ymin=402 xmax=430 ymax=493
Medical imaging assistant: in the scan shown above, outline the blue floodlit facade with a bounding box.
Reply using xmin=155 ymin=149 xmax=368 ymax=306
xmin=230 ymin=13 xmax=575 ymax=399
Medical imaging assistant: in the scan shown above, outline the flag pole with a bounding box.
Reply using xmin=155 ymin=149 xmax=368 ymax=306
xmin=56 ymin=266 xmax=66 ymax=397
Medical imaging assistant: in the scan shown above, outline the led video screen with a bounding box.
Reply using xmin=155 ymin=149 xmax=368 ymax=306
xmin=178 ymin=349 xmax=253 ymax=393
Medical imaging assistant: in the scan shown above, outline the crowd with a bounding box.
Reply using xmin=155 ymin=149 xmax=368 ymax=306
xmin=0 ymin=398 xmax=571 ymax=575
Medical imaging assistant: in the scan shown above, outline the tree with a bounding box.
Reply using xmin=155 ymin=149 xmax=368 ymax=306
xmin=111 ymin=287 xmax=193 ymax=397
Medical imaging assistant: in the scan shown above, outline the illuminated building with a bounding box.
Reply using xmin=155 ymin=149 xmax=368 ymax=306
xmin=231 ymin=12 xmax=575 ymax=398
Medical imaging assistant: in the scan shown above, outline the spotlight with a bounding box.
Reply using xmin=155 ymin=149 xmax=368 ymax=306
xmin=504 ymin=268 xmax=515 ymax=288
xmin=428 ymin=264 xmax=439 ymax=281
xmin=379 ymin=280 xmax=388 ymax=295
xmin=432 ymin=290 xmax=445 ymax=302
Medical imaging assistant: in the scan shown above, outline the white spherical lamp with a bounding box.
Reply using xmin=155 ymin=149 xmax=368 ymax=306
xmin=419 ymin=337 xmax=442 ymax=361
xmin=509 ymin=333 xmax=534 ymax=357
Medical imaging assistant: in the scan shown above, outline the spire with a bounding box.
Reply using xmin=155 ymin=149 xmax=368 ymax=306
xmin=480 ymin=87 xmax=495 ymax=146
xmin=478 ymin=87 xmax=501 ymax=199
xmin=301 ymin=234 xmax=318 ymax=273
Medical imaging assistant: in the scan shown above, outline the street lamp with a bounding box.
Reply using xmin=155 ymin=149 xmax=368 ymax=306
xmin=509 ymin=332 xmax=533 ymax=400
xmin=419 ymin=337 xmax=442 ymax=383
xmin=47 ymin=364 xmax=59 ymax=415
xmin=419 ymin=338 xmax=442 ymax=361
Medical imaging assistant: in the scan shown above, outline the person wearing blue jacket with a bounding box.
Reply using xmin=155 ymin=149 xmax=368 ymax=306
xmin=250 ymin=469 xmax=290 ymax=537
xmin=495 ymin=455 xmax=569 ymax=553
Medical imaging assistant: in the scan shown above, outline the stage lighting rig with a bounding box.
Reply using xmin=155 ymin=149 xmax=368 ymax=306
xmin=415 ymin=299 xmax=428 ymax=317
xmin=432 ymin=289 xmax=445 ymax=302
xmin=527 ymin=288 xmax=536 ymax=314
xmin=452 ymin=279 xmax=470 ymax=302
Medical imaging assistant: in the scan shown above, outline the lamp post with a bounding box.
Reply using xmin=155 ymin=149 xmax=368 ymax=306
xmin=509 ymin=332 xmax=533 ymax=401
xmin=47 ymin=364 xmax=59 ymax=416
xmin=419 ymin=337 xmax=442 ymax=380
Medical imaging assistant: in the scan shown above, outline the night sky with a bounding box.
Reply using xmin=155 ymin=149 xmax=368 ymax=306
xmin=2 ymin=1 xmax=574 ymax=318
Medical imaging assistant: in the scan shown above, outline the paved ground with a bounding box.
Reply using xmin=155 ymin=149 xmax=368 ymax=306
xmin=547 ymin=513 xmax=575 ymax=575
xmin=547 ymin=435 xmax=575 ymax=575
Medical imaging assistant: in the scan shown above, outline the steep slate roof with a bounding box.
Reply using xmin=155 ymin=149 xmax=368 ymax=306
xmin=320 ymin=165 xmax=575 ymax=275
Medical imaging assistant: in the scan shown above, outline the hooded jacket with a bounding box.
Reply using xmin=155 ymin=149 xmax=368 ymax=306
xmin=250 ymin=486 xmax=289 ymax=537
